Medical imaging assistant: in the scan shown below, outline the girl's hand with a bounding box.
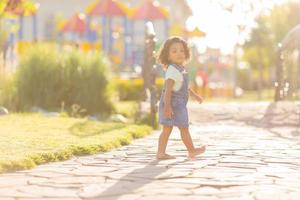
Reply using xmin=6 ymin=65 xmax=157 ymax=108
xmin=189 ymin=88 xmax=203 ymax=104
xmin=164 ymin=105 xmax=173 ymax=119
xmin=194 ymin=95 xmax=203 ymax=104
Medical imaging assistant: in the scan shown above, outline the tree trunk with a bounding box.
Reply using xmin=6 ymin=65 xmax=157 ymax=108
xmin=232 ymin=45 xmax=238 ymax=98
xmin=274 ymin=48 xmax=283 ymax=101
xmin=298 ymin=49 xmax=300 ymax=100
xmin=257 ymin=48 xmax=263 ymax=100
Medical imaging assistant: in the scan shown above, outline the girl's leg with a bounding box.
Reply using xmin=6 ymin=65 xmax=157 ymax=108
xmin=156 ymin=125 xmax=175 ymax=159
xmin=179 ymin=127 xmax=206 ymax=159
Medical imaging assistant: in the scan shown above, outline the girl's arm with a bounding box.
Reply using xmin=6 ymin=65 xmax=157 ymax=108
xmin=188 ymin=88 xmax=203 ymax=104
xmin=164 ymin=79 xmax=175 ymax=118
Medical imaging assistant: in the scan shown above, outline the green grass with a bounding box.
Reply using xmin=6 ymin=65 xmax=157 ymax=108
xmin=0 ymin=113 xmax=152 ymax=173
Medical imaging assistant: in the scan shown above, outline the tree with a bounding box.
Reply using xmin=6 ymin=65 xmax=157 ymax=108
xmin=242 ymin=1 xmax=300 ymax=98
xmin=243 ymin=15 xmax=273 ymax=98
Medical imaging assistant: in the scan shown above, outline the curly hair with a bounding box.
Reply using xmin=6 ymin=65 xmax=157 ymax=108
xmin=156 ymin=36 xmax=191 ymax=68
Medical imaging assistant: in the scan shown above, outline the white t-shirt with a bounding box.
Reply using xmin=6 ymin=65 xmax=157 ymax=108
xmin=165 ymin=65 xmax=183 ymax=91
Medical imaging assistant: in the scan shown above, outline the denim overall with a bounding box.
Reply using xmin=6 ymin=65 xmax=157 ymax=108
xmin=158 ymin=64 xmax=189 ymax=128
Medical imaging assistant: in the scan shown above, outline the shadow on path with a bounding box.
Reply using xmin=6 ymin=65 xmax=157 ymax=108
xmin=88 ymin=158 xmax=189 ymax=199
xmin=239 ymin=102 xmax=300 ymax=142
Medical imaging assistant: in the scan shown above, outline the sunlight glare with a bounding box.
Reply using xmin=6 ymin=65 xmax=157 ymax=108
xmin=187 ymin=0 xmax=289 ymax=54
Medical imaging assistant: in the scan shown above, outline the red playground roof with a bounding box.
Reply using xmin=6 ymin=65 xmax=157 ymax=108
xmin=87 ymin=0 xmax=126 ymax=17
xmin=61 ymin=13 xmax=87 ymax=33
xmin=132 ymin=0 xmax=167 ymax=20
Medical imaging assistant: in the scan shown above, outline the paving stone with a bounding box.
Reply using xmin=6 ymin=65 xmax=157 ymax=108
xmin=138 ymin=187 xmax=191 ymax=195
xmin=288 ymin=192 xmax=300 ymax=200
xmin=71 ymin=166 xmax=118 ymax=176
xmin=0 ymin=187 xmax=40 ymax=198
xmin=78 ymin=183 xmax=131 ymax=198
xmin=28 ymin=176 xmax=106 ymax=185
xmin=189 ymin=171 xmax=244 ymax=179
xmin=253 ymin=189 xmax=289 ymax=200
xmin=193 ymin=186 xmax=220 ymax=195
xmin=216 ymin=192 xmax=254 ymax=199
xmin=17 ymin=185 xmax=79 ymax=198
xmin=216 ymin=162 xmax=267 ymax=170
xmin=138 ymin=195 xmax=194 ymax=200
xmin=1 ymin=102 xmax=300 ymax=199
xmin=96 ymin=194 xmax=142 ymax=200
xmin=20 ymin=198 xmax=81 ymax=200
xmin=0 ymin=176 xmax=29 ymax=188
xmin=27 ymin=171 xmax=71 ymax=179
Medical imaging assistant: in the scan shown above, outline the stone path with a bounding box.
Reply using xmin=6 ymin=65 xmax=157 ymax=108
xmin=1 ymin=102 xmax=300 ymax=200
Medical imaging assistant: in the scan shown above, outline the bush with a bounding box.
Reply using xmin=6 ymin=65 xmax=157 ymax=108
xmin=115 ymin=101 xmax=139 ymax=120
xmin=0 ymin=74 xmax=18 ymax=110
xmin=115 ymin=78 xmax=164 ymax=101
xmin=14 ymin=44 xmax=114 ymax=116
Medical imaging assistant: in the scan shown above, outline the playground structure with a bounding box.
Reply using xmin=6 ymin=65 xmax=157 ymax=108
xmin=1 ymin=0 xmax=236 ymax=99
xmin=0 ymin=0 xmax=39 ymax=71
xmin=2 ymin=0 xmax=39 ymax=41
xmin=1 ymin=0 xmax=206 ymax=70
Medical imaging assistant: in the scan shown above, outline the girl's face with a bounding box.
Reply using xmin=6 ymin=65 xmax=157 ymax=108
xmin=168 ymin=42 xmax=186 ymax=65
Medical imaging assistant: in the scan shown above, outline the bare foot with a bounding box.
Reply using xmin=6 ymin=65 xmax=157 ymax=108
xmin=188 ymin=145 xmax=206 ymax=160
xmin=156 ymin=153 xmax=176 ymax=160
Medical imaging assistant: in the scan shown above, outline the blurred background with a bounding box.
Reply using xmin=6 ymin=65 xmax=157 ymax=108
xmin=1 ymin=0 xmax=300 ymax=115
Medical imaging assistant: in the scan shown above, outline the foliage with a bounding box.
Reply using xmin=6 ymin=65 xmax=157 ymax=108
xmin=12 ymin=44 xmax=114 ymax=116
xmin=114 ymin=101 xmax=139 ymax=120
xmin=242 ymin=1 xmax=300 ymax=91
xmin=115 ymin=78 xmax=164 ymax=101
xmin=0 ymin=74 xmax=18 ymax=110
